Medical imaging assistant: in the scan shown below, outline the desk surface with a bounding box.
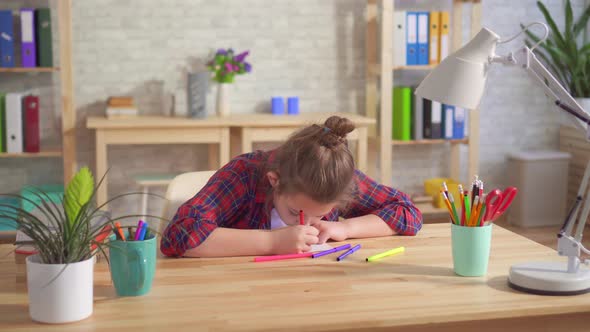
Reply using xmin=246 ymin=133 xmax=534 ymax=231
xmin=2 ymin=224 xmax=589 ymax=331
xmin=87 ymin=112 xmax=376 ymax=129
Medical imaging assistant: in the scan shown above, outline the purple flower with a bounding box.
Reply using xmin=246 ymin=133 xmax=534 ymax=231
xmin=225 ymin=62 xmax=234 ymax=72
xmin=234 ymin=51 xmax=250 ymax=63
xmin=216 ymin=48 xmax=227 ymax=55
xmin=244 ymin=62 xmax=252 ymax=73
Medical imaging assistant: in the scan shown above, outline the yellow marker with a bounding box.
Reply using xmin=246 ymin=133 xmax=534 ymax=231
xmin=366 ymin=246 xmax=405 ymax=262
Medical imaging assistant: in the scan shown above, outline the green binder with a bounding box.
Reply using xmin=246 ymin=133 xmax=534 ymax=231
xmin=392 ymin=87 xmax=412 ymax=141
xmin=35 ymin=8 xmax=53 ymax=67
xmin=0 ymin=93 xmax=5 ymax=153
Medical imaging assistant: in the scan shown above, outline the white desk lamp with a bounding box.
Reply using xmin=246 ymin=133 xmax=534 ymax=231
xmin=415 ymin=22 xmax=590 ymax=295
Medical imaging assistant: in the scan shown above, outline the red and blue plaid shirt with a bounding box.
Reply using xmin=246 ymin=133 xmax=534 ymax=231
xmin=161 ymin=150 xmax=423 ymax=257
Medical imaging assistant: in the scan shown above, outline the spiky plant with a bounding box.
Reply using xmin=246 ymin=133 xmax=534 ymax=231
xmin=523 ymin=0 xmax=590 ymax=98
xmin=0 ymin=167 xmax=163 ymax=264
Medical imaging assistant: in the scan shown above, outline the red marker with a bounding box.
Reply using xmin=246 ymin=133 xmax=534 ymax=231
xmin=299 ymin=210 xmax=304 ymax=225
xmin=91 ymin=224 xmax=112 ymax=252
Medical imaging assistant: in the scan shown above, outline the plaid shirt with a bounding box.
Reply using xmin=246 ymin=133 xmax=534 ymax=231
xmin=161 ymin=150 xmax=423 ymax=257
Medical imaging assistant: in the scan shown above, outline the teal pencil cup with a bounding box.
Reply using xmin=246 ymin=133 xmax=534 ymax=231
xmin=451 ymin=223 xmax=492 ymax=277
xmin=109 ymin=233 xmax=157 ymax=296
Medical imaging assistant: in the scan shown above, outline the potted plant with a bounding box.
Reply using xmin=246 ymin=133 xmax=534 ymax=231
xmin=206 ymin=48 xmax=252 ymax=117
xmin=0 ymin=167 xmax=155 ymax=324
xmin=524 ymin=0 xmax=590 ymax=110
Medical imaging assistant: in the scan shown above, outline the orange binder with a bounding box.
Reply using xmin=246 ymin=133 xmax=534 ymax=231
xmin=439 ymin=12 xmax=450 ymax=61
xmin=429 ymin=12 xmax=440 ymax=65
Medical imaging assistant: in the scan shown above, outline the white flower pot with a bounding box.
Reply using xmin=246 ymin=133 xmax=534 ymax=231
xmin=576 ymin=98 xmax=590 ymax=114
xmin=26 ymin=255 xmax=94 ymax=324
xmin=216 ymin=83 xmax=230 ymax=117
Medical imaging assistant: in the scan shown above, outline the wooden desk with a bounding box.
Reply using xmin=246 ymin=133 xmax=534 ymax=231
xmin=227 ymin=112 xmax=375 ymax=173
xmin=87 ymin=116 xmax=231 ymax=208
xmin=2 ymin=224 xmax=590 ymax=331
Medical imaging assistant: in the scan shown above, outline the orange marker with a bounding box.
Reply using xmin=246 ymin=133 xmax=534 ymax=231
xmin=114 ymin=221 xmax=126 ymax=241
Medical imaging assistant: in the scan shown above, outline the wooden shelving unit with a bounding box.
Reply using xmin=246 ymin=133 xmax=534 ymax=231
xmin=392 ymin=138 xmax=469 ymax=146
xmin=393 ymin=65 xmax=437 ymax=71
xmin=0 ymin=67 xmax=59 ymax=73
xmin=0 ymin=151 xmax=62 ymax=158
xmin=0 ymin=0 xmax=76 ymax=182
xmin=365 ymin=0 xmax=481 ymax=188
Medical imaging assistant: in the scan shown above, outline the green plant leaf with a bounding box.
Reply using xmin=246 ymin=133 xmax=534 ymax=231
xmin=64 ymin=167 xmax=94 ymax=228
xmin=573 ymin=3 xmax=590 ymax=37
xmin=565 ymin=0 xmax=573 ymax=41
xmin=537 ymin=1 xmax=567 ymax=50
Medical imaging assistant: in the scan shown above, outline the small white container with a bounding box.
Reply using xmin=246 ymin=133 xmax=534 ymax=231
xmin=507 ymin=150 xmax=571 ymax=227
xmin=26 ymin=255 xmax=94 ymax=324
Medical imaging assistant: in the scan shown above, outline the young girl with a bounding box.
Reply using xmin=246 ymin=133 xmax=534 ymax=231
xmin=161 ymin=116 xmax=422 ymax=257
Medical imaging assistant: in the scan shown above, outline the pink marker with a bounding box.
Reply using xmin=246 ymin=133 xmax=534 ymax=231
xmin=134 ymin=220 xmax=145 ymax=241
xmin=253 ymin=252 xmax=313 ymax=262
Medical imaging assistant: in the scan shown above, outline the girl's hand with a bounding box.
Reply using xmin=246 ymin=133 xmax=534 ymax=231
xmin=271 ymin=225 xmax=319 ymax=254
xmin=311 ymin=220 xmax=349 ymax=244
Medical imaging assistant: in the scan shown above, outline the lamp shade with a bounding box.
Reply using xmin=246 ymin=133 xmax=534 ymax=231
xmin=415 ymin=28 xmax=501 ymax=109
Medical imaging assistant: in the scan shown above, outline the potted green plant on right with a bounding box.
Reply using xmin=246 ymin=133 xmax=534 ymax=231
xmin=524 ymin=0 xmax=590 ymax=110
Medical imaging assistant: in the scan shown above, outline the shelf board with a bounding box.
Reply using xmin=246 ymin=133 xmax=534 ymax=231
xmin=0 ymin=151 xmax=62 ymax=158
xmin=392 ymin=138 xmax=469 ymax=145
xmin=393 ymin=65 xmax=437 ymax=71
xmin=0 ymin=67 xmax=60 ymax=73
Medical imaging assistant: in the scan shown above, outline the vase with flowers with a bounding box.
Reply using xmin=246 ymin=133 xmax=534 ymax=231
xmin=207 ymin=48 xmax=252 ymax=117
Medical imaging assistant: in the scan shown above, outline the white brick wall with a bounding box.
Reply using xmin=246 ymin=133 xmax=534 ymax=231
xmin=1 ymin=0 xmax=586 ymax=222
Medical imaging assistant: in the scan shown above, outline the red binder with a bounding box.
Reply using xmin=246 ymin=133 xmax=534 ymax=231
xmin=23 ymin=95 xmax=40 ymax=153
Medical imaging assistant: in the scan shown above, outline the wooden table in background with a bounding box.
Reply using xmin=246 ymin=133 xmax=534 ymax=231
xmin=2 ymin=224 xmax=590 ymax=331
xmin=87 ymin=112 xmax=375 ymax=209
xmin=87 ymin=116 xmax=231 ymax=209
xmin=227 ymin=112 xmax=375 ymax=173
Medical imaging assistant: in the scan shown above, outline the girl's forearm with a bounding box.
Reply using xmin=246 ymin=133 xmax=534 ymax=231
xmin=342 ymin=214 xmax=395 ymax=238
xmin=183 ymin=228 xmax=275 ymax=257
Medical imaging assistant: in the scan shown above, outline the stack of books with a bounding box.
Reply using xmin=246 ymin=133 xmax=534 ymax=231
xmin=0 ymin=93 xmax=40 ymax=153
xmin=392 ymin=86 xmax=467 ymax=141
xmin=392 ymin=11 xmax=451 ymax=67
xmin=0 ymin=8 xmax=53 ymax=68
xmin=106 ymin=96 xmax=138 ymax=118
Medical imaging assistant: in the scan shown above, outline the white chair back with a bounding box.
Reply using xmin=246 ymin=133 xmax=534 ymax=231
xmin=160 ymin=170 xmax=216 ymax=234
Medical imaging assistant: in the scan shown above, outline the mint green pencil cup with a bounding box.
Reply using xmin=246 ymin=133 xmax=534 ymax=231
xmin=451 ymin=223 xmax=492 ymax=277
xmin=109 ymin=233 xmax=157 ymax=296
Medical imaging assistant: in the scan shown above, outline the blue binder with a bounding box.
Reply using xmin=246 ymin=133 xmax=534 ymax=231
xmin=406 ymin=12 xmax=418 ymax=65
xmin=417 ymin=12 xmax=430 ymax=65
xmin=453 ymin=107 xmax=466 ymax=139
xmin=0 ymin=10 xmax=15 ymax=68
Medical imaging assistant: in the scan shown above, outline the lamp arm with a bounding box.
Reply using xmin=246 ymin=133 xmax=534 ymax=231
xmin=520 ymin=47 xmax=590 ymax=129
xmin=519 ymin=48 xmax=590 ymax=241
xmin=491 ymin=47 xmax=590 ymax=131
xmin=492 ymin=47 xmax=590 ymax=241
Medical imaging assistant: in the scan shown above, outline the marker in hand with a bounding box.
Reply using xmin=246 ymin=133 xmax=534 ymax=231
xmin=299 ymin=210 xmax=304 ymax=225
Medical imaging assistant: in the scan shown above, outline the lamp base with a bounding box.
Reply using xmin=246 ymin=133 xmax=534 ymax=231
xmin=508 ymin=261 xmax=590 ymax=295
